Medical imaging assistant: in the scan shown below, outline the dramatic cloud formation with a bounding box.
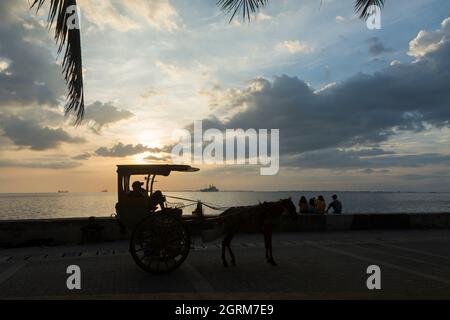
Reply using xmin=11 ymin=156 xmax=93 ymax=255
xmin=0 ymin=116 xmax=85 ymax=151
xmin=1 ymin=0 xmax=449 ymax=191
xmin=0 ymin=1 xmax=65 ymax=108
xmin=84 ymin=101 xmax=134 ymax=133
xmin=409 ymin=17 xmax=450 ymax=59
xmin=193 ymin=16 xmax=450 ymax=170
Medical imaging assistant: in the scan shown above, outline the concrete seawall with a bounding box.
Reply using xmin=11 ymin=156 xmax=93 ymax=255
xmin=1 ymin=213 xmax=450 ymax=248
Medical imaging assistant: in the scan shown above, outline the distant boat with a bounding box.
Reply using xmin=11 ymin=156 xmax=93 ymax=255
xmin=200 ymin=184 xmax=219 ymax=192
xmin=101 ymin=189 xmax=108 ymax=193
xmin=58 ymin=190 xmax=69 ymax=193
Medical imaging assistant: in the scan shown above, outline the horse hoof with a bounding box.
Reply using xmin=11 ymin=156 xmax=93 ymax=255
xmin=231 ymin=260 xmax=236 ymax=266
xmin=270 ymin=260 xmax=278 ymax=266
xmin=223 ymin=261 xmax=228 ymax=268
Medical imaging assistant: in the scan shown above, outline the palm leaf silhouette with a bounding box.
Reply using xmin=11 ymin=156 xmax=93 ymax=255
xmin=30 ymin=0 xmax=385 ymax=124
xmin=355 ymin=0 xmax=385 ymax=19
xmin=217 ymin=0 xmax=269 ymax=22
xmin=31 ymin=0 xmax=84 ymax=125
xmin=218 ymin=0 xmax=385 ymax=21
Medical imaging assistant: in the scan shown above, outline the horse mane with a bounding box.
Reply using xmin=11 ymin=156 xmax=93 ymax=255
xmin=219 ymin=199 xmax=288 ymax=218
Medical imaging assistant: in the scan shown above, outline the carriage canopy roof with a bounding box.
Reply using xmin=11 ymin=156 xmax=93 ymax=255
xmin=117 ymin=165 xmax=200 ymax=176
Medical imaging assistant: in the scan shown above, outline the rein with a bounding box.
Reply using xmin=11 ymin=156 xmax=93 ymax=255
xmin=165 ymin=195 xmax=231 ymax=211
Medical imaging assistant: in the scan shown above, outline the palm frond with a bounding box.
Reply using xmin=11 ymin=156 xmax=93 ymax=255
xmin=217 ymin=0 xmax=269 ymax=23
xmin=355 ymin=0 xmax=385 ymax=19
xmin=31 ymin=0 xmax=84 ymax=125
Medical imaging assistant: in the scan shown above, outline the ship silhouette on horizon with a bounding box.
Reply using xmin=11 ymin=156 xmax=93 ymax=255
xmin=200 ymin=184 xmax=219 ymax=192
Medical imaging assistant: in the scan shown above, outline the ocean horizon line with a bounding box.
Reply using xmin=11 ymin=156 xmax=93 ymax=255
xmin=1 ymin=190 xmax=450 ymax=194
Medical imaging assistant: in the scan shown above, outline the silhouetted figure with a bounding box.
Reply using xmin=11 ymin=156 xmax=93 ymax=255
xmin=130 ymin=181 xmax=147 ymax=198
xmin=129 ymin=181 xmax=166 ymax=211
xmin=299 ymin=196 xmax=309 ymax=214
xmin=327 ymin=194 xmax=343 ymax=214
xmin=315 ymin=196 xmax=326 ymax=214
xmin=192 ymin=201 xmax=204 ymax=217
xmin=308 ymin=198 xmax=316 ymax=213
xmin=81 ymin=216 xmax=104 ymax=243
xmin=149 ymin=190 xmax=166 ymax=211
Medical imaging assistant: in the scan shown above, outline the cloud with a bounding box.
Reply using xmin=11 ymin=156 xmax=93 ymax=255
xmin=285 ymin=149 xmax=450 ymax=170
xmin=192 ymin=16 xmax=450 ymax=170
xmin=156 ymin=61 xmax=190 ymax=79
xmin=408 ymin=17 xmax=450 ymax=59
xmin=79 ymin=0 xmax=180 ymax=32
xmin=0 ymin=2 xmax=77 ymax=152
xmin=72 ymin=153 xmax=92 ymax=160
xmin=0 ymin=159 xmax=81 ymax=170
xmin=84 ymin=101 xmax=134 ymax=133
xmin=124 ymin=0 xmax=180 ymax=31
xmin=276 ymin=40 xmax=314 ymax=54
xmin=144 ymin=154 xmax=171 ymax=162
xmin=256 ymin=13 xmax=273 ymax=22
xmin=140 ymin=88 xmax=161 ymax=99
xmin=79 ymin=0 xmax=141 ymax=32
xmin=314 ymin=82 xmax=337 ymax=94
xmin=0 ymin=1 xmax=66 ymax=108
xmin=0 ymin=116 xmax=85 ymax=151
xmin=95 ymin=143 xmax=164 ymax=157
xmin=198 ymin=81 xmax=266 ymax=119
xmin=0 ymin=58 xmax=9 ymax=73
xmin=1 ymin=107 xmax=65 ymax=127
xmin=336 ymin=16 xmax=346 ymax=23
xmin=400 ymin=171 xmax=450 ymax=181
xmin=367 ymin=37 xmax=392 ymax=56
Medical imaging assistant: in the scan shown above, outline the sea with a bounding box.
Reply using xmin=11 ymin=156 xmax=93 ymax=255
xmin=1 ymin=191 xmax=450 ymax=221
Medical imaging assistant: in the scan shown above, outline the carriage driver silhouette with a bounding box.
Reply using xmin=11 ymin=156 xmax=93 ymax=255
xmin=130 ymin=181 xmax=166 ymax=211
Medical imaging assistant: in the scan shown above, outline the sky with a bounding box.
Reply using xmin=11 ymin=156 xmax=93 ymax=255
xmin=0 ymin=0 xmax=450 ymax=193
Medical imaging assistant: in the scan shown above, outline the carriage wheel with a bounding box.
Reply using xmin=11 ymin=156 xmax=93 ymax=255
xmin=130 ymin=213 xmax=190 ymax=274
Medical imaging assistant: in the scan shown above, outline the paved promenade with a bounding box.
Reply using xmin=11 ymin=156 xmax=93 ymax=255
xmin=1 ymin=229 xmax=450 ymax=299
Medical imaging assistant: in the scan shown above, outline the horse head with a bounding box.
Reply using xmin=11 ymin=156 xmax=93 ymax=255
xmin=279 ymin=198 xmax=298 ymax=220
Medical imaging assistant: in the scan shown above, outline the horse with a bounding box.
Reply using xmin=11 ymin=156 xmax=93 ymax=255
xmin=217 ymin=198 xmax=297 ymax=267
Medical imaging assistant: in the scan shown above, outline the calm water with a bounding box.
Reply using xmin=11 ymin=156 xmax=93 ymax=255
xmin=1 ymin=191 xmax=450 ymax=221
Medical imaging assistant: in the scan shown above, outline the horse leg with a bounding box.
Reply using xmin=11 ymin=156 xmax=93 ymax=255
xmin=267 ymin=229 xmax=277 ymax=266
xmin=263 ymin=229 xmax=270 ymax=263
xmin=226 ymin=233 xmax=236 ymax=266
xmin=221 ymin=235 xmax=228 ymax=267
xmin=222 ymin=233 xmax=232 ymax=267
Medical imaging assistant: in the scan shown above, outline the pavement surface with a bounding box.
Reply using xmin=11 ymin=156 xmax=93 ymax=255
xmin=1 ymin=229 xmax=450 ymax=299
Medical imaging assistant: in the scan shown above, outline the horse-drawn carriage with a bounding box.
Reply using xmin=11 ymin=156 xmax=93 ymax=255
xmin=114 ymin=164 xmax=297 ymax=274
xmin=115 ymin=165 xmax=201 ymax=274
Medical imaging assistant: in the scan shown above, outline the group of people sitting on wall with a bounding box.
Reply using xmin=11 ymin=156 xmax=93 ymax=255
xmin=298 ymin=194 xmax=342 ymax=214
